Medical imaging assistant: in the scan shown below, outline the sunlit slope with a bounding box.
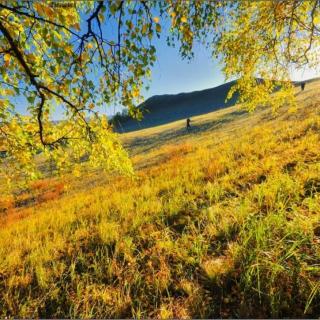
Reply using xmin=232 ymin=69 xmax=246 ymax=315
xmin=0 ymin=80 xmax=320 ymax=318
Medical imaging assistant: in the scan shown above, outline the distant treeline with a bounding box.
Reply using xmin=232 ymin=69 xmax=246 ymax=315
xmin=109 ymin=110 xmax=131 ymax=126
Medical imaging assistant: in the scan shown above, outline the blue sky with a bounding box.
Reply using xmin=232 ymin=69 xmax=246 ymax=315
xmin=144 ymin=39 xmax=225 ymax=96
xmin=107 ymin=36 xmax=226 ymax=116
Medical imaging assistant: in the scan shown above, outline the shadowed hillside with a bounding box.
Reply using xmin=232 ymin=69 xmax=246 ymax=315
xmin=114 ymin=80 xmax=238 ymax=132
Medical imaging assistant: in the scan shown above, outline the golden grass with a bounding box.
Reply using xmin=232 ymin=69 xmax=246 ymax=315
xmin=0 ymin=81 xmax=320 ymax=318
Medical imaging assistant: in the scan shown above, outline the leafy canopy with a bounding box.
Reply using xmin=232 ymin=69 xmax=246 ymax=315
xmin=0 ymin=0 xmax=319 ymax=182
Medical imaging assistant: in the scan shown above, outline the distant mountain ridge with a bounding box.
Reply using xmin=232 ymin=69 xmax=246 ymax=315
xmin=114 ymin=80 xmax=238 ymax=132
xmin=114 ymin=77 xmax=319 ymax=133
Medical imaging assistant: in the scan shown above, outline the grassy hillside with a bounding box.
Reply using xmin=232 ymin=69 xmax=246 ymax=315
xmin=0 ymin=81 xmax=320 ymax=318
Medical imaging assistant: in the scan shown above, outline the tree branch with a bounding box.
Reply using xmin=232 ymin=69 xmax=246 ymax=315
xmin=0 ymin=20 xmax=91 ymax=146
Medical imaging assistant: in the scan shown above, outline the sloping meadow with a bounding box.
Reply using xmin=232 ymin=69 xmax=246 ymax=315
xmin=0 ymin=90 xmax=320 ymax=318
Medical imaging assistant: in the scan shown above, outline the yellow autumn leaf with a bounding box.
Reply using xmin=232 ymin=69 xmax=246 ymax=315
xmin=34 ymin=3 xmax=45 ymax=15
xmin=153 ymin=16 xmax=160 ymax=24
xmin=33 ymin=3 xmax=54 ymax=18
xmin=26 ymin=124 xmax=34 ymax=131
xmin=73 ymin=166 xmax=81 ymax=177
xmin=181 ymin=16 xmax=187 ymax=23
xmin=101 ymin=115 xmax=108 ymax=127
xmin=87 ymin=43 xmax=94 ymax=49
xmin=4 ymin=54 xmax=10 ymax=66
xmin=72 ymin=23 xmax=80 ymax=31
xmin=5 ymin=89 xmax=15 ymax=95
xmin=142 ymin=24 xmax=148 ymax=34
xmin=156 ymin=24 xmax=161 ymax=33
xmin=43 ymin=5 xmax=54 ymax=18
xmin=170 ymin=11 xmax=176 ymax=18
xmin=81 ymin=52 xmax=90 ymax=62
xmin=27 ymin=53 xmax=36 ymax=63
xmin=132 ymin=88 xmax=140 ymax=98
xmin=65 ymin=45 xmax=73 ymax=55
